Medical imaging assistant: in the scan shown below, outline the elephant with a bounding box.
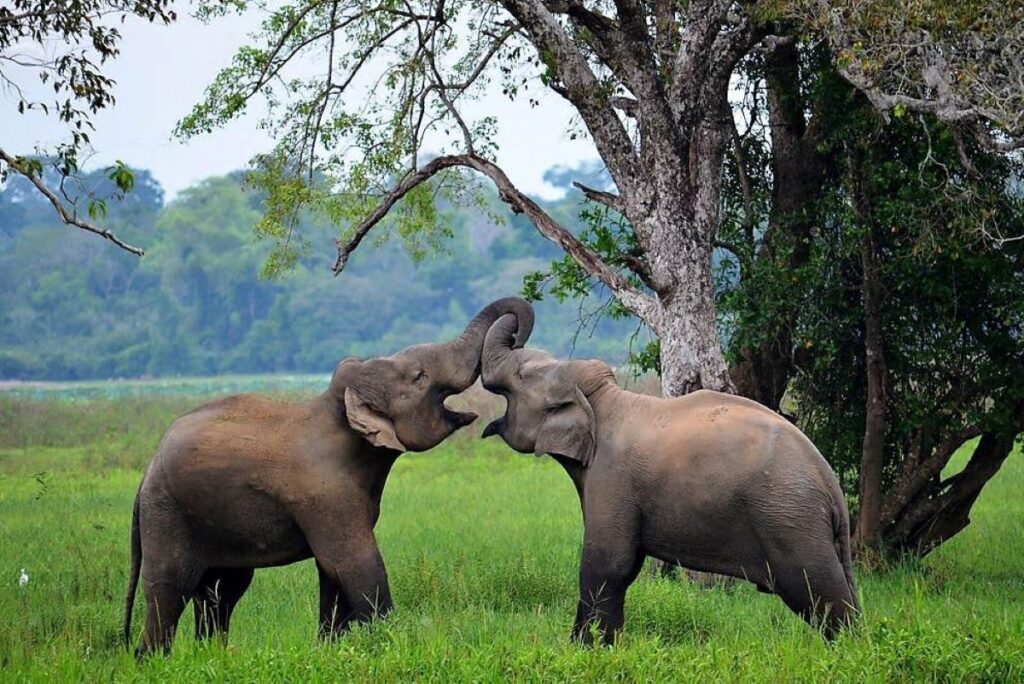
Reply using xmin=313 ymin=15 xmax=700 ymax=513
xmin=123 ymin=297 xmax=534 ymax=656
xmin=479 ymin=313 xmax=860 ymax=645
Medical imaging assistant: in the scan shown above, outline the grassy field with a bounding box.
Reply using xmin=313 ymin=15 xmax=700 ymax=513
xmin=0 ymin=387 xmax=1022 ymax=682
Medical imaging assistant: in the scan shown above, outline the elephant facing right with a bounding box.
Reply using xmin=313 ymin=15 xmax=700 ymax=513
xmin=480 ymin=313 xmax=861 ymax=645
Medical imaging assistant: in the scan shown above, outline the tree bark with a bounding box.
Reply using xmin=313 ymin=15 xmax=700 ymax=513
xmin=890 ymin=432 xmax=1015 ymax=555
xmin=853 ymin=212 xmax=887 ymax=551
xmin=640 ymin=111 xmax=736 ymax=397
xmin=657 ymin=253 xmax=733 ymax=396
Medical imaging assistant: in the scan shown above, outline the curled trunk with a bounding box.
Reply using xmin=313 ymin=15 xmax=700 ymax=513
xmin=438 ymin=297 xmax=534 ymax=390
xmin=481 ymin=312 xmax=521 ymax=385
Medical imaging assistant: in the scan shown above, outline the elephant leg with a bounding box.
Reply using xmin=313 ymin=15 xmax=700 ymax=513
xmin=309 ymin=534 xmax=393 ymax=639
xmin=650 ymin=558 xmax=680 ymax=578
xmin=769 ymin=554 xmax=857 ymax=640
xmin=571 ymin=538 xmax=644 ymax=647
xmin=316 ymin=561 xmax=353 ymax=639
xmin=193 ymin=567 xmax=255 ymax=642
xmin=138 ymin=560 xmax=204 ymax=656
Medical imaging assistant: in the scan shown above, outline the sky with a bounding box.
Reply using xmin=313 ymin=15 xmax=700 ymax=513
xmin=0 ymin=12 xmax=598 ymax=202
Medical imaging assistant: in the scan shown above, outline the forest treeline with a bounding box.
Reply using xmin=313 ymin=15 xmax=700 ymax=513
xmin=0 ymin=164 xmax=637 ymax=380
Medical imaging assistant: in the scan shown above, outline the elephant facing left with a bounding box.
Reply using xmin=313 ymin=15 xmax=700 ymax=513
xmin=123 ymin=297 xmax=534 ymax=656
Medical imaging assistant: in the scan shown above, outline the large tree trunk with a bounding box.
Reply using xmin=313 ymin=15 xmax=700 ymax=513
xmin=623 ymin=116 xmax=735 ymax=398
xmin=854 ymin=223 xmax=887 ymax=551
xmin=647 ymin=115 xmax=735 ymax=397
xmin=657 ymin=248 xmax=733 ymax=397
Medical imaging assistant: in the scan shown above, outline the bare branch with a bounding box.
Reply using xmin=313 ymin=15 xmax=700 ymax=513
xmin=414 ymin=8 xmax=475 ymax=153
xmin=308 ymin=0 xmax=340 ymax=181
xmin=0 ymin=149 xmax=144 ymax=256
xmin=713 ymin=239 xmax=743 ymax=256
xmin=728 ymin=105 xmax=755 ymax=242
xmin=333 ymin=153 xmax=658 ymax=319
xmin=572 ymin=180 xmax=624 ymax=213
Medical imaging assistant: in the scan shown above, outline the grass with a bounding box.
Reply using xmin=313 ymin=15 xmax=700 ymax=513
xmin=0 ymin=388 xmax=1022 ymax=682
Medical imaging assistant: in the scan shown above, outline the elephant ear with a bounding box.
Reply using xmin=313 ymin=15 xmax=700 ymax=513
xmin=344 ymin=388 xmax=406 ymax=452
xmin=535 ymin=386 xmax=596 ymax=467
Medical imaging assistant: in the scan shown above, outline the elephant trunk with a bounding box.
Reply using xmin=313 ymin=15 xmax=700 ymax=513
xmin=481 ymin=312 xmax=521 ymax=387
xmin=438 ymin=297 xmax=534 ymax=391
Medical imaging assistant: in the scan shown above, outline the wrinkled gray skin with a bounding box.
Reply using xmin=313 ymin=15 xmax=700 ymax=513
xmin=123 ymin=298 xmax=533 ymax=656
xmin=481 ymin=314 xmax=859 ymax=645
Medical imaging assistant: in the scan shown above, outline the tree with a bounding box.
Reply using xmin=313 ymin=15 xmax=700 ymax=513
xmin=803 ymin=113 xmax=1022 ymax=558
xmin=528 ymin=32 xmax=1023 ymax=559
xmin=0 ymin=0 xmax=176 ymax=254
xmin=719 ymin=62 xmax=1024 ymax=558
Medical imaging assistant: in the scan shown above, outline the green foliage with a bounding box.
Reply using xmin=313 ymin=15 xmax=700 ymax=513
xmin=0 ymin=166 xmax=636 ymax=381
xmin=1 ymin=393 xmax=1022 ymax=679
xmin=176 ymin=0 xmax=568 ymax=274
xmin=806 ymin=123 xmax=1020 ymax=491
xmin=715 ymin=59 xmax=1024 ymax=499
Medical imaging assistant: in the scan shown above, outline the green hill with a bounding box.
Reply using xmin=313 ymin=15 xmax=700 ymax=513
xmin=0 ymin=165 xmax=643 ymax=380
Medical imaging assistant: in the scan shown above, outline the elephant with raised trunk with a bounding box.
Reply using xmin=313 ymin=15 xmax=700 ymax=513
xmin=480 ymin=313 xmax=859 ymax=645
xmin=123 ymin=297 xmax=534 ymax=656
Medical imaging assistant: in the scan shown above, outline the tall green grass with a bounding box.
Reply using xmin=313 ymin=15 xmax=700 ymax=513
xmin=0 ymin=393 xmax=1021 ymax=681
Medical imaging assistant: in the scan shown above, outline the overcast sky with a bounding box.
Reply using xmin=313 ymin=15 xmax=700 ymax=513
xmin=0 ymin=13 xmax=597 ymax=201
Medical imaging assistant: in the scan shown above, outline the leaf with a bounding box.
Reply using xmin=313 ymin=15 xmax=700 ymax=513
xmin=87 ymin=199 xmax=108 ymax=221
xmin=108 ymin=161 xmax=135 ymax=193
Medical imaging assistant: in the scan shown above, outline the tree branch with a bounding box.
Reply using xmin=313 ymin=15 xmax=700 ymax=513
xmin=880 ymin=424 xmax=984 ymax=526
xmin=669 ymin=0 xmax=730 ymax=119
xmin=497 ymin=0 xmax=640 ymax=193
xmin=728 ymin=110 xmax=755 ymax=242
xmin=571 ymin=180 xmax=624 ymax=213
xmin=334 ymin=154 xmax=658 ymax=320
xmin=609 ymin=95 xmax=638 ymax=117
xmin=0 ymin=149 xmax=144 ymax=256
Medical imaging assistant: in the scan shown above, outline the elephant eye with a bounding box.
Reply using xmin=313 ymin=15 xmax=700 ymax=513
xmin=412 ymin=369 xmax=427 ymax=384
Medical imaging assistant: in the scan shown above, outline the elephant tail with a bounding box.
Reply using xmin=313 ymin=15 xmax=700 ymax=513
xmin=123 ymin=488 xmax=142 ymax=650
xmin=832 ymin=495 xmax=861 ymax=615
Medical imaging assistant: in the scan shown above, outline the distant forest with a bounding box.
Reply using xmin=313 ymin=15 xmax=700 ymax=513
xmin=0 ymin=163 xmax=642 ymax=380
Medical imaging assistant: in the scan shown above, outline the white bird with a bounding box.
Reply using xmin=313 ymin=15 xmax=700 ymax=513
xmin=18 ymin=569 xmax=28 ymax=587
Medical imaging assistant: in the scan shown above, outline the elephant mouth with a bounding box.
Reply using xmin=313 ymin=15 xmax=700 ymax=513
xmin=444 ymin=407 xmax=479 ymax=430
xmin=482 ymin=417 xmax=505 ymax=438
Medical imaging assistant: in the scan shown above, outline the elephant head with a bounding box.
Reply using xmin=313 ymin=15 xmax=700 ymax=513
xmin=330 ymin=298 xmax=534 ymax=452
xmin=480 ymin=313 xmax=614 ymax=466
